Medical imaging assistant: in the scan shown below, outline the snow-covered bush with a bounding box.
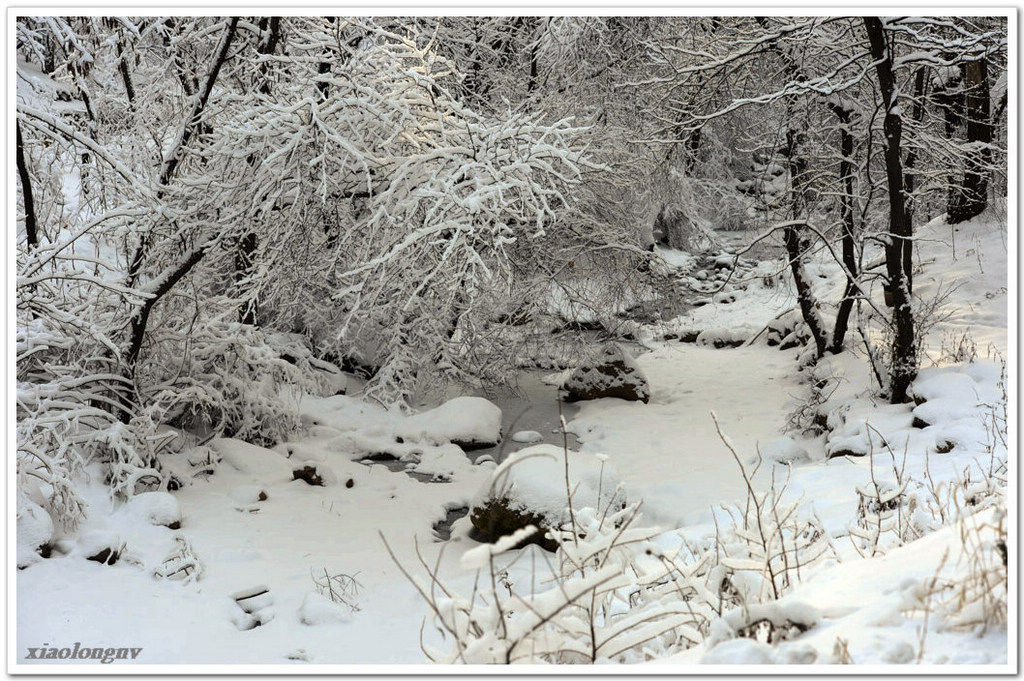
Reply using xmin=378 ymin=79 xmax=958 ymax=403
xmin=391 ymin=426 xmax=846 ymax=664
xmin=137 ymin=312 xmax=323 ymax=447
xmin=389 ymin=503 xmax=716 ymax=664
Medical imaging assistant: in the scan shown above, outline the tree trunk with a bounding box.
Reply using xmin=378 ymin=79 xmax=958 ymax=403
xmin=948 ymin=57 xmax=992 ymax=223
xmin=784 ymin=124 xmax=828 ymax=359
xmin=16 ymin=120 xmax=39 ymax=249
xmin=758 ymin=17 xmax=828 ymax=361
xmin=864 ymin=17 xmax=917 ymax=404
xmin=123 ymin=18 xmax=239 ymax=378
xmin=829 ymin=103 xmax=859 ymax=353
xmin=125 ymin=245 xmax=211 ymax=380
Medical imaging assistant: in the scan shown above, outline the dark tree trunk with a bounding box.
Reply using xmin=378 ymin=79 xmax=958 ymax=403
xmin=829 ymin=103 xmax=859 ymax=354
xmin=316 ymin=18 xmax=336 ymax=102
xmin=125 ymin=245 xmax=211 ymax=383
xmin=16 ymin=120 xmax=39 ymax=249
xmin=123 ymin=18 xmax=240 ymax=379
xmin=117 ymin=39 xmax=136 ymax=109
xmin=757 ymin=16 xmax=828 ymax=360
xmin=948 ymin=57 xmax=992 ymax=224
xmin=783 ymin=225 xmax=827 ymax=359
xmin=235 ymin=233 xmax=259 ymax=325
xmin=864 ymin=17 xmax=918 ymax=404
xmin=785 ymin=126 xmax=828 ymax=359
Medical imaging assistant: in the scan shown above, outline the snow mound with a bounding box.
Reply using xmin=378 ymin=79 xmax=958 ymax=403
xmin=402 ymin=396 xmax=502 ymax=449
xmin=211 ymin=438 xmax=293 ymax=483
xmin=825 ymin=400 xmax=914 ymax=459
xmin=511 ymin=430 xmax=544 ymax=444
xmin=123 ymin=491 xmax=181 ymax=528
xmin=299 ymin=592 xmax=354 ymax=626
xmin=17 ymin=500 xmax=54 ymax=568
xmin=77 ymin=530 xmax=123 ymax=562
xmin=701 ymin=638 xmax=775 ymax=664
xmin=909 ymin=371 xmax=981 ymax=403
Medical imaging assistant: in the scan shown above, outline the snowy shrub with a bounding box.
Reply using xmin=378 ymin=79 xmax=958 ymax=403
xmin=137 ymin=312 xmax=323 ymax=447
xmin=16 ymin=314 xmax=137 ymax=526
xmin=935 ymin=329 xmax=979 ymax=366
xmin=903 ymin=507 xmax=1007 ymax=641
xmin=942 ymin=507 xmax=1007 ymax=633
xmin=713 ymin=415 xmax=835 ymax=602
xmin=310 ymin=569 xmax=362 ymax=613
xmin=387 ymin=504 xmax=717 ymax=664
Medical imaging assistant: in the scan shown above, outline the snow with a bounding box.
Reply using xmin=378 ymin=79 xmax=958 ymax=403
xmin=298 ymin=592 xmax=354 ymax=626
xmin=16 ymin=213 xmax=1010 ymax=669
xmin=16 ymin=501 xmax=54 ymax=568
xmin=122 ymin=492 xmax=181 ymax=528
xmin=460 ymin=525 xmax=539 ymax=569
xmin=402 ymin=396 xmax=502 ymax=447
xmin=510 ymin=430 xmax=543 ymax=443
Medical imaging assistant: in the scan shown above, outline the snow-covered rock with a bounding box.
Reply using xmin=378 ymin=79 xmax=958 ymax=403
xmin=562 ymin=343 xmax=650 ymax=404
xmin=912 ymin=397 xmax=982 ymax=427
xmin=17 ymin=500 xmax=54 ymax=568
xmin=124 ymin=491 xmax=182 ymax=529
xmin=402 ymin=396 xmax=503 ymax=450
xmin=909 ymin=371 xmax=980 ymax=404
xmin=511 ymin=430 xmax=544 ymax=444
xmin=709 ymin=600 xmax=821 ymax=647
xmin=292 ymin=461 xmax=339 ymax=487
xmin=469 ymin=444 xmax=627 ymax=551
xmin=78 ymin=530 xmax=123 ymax=565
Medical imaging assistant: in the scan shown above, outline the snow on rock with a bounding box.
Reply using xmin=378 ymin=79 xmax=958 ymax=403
xmin=909 ymin=370 xmax=982 ymax=403
xmin=401 ymin=396 xmax=503 ymax=450
xmin=906 ymin=363 xmax=1003 ymax=430
xmin=562 ymin=343 xmax=650 ymax=404
xmin=912 ymin=397 xmax=983 ymax=428
xmin=403 ymin=443 xmax=471 ymax=482
xmin=299 ymin=592 xmax=354 ymax=626
xmin=696 ymin=327 xmax=746 ymax=349
xmin=460 ymin=525 xmax=539 ymax=569
xmin=511 ymin=430 xmax=544 ymax=444
xmin=292 ymin=461 xmax=339 ymax=487
xmin=469 ymin=444 xmax=627 ymax=551
xmin=123 ymin=491 xmax=182 ymax=528
xmin=708 ymin=600 xmax=821 ymax=648
xmin=825 ymin=400 xmax=914 ymax=459
xmin=17 ymin=500 xmax=54 ymax=568
xmin=77 ymin=530 xmax=123 ymax=565
xmin=210 ymin=438 xmax=293 ymax=483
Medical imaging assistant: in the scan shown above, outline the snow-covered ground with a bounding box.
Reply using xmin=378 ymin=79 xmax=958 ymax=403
xmin=15 ymin=213 xmax=1012 ymax=670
